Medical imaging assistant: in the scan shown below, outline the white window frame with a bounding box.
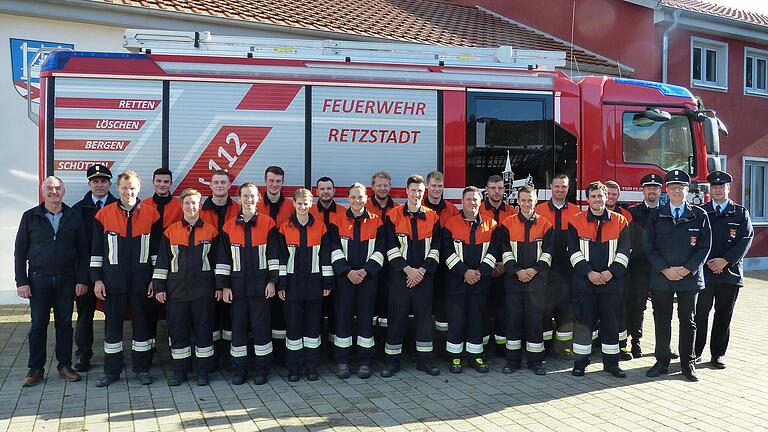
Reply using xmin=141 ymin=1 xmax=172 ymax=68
xmin=691 ymin=36 xmax=728 ymax=91
xmin=742 ymin=156 xmax=768 ymax=223
xmin=718 ymin=154 xmax=728 ymax=172
xmin=744 ymin=46 xmax=768 ymax=97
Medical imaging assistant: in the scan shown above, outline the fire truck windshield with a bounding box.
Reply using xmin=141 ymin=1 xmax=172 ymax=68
xmin=622 ymin=112 xmax=695 ymax=175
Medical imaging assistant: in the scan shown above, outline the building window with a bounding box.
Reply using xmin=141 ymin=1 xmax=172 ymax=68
xmin=744 ymin=157 xmax=768 ymax=221
xmin=745 ymin=48 xmax=768 ymax=96
xmin=692 ymin=37 xmax=728 ymax=90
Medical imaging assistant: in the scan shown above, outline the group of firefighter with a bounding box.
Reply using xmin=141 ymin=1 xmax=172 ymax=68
xmin=16 ymin=162 xmax=753 ymax=388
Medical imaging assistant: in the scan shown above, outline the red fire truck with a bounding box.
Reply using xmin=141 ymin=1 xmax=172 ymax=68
xmin=37 ymin=30 xmax=726 ymax=203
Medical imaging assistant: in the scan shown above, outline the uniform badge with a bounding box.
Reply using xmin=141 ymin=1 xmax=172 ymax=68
xmin=729 ymin=228 xmax=737 ymax=238
xmin=690 ymin=235 xmax=697 ymax=246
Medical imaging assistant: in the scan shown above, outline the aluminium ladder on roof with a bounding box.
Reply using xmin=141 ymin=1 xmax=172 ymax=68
xmin=123 ymin=29 xmax=566 ymax=70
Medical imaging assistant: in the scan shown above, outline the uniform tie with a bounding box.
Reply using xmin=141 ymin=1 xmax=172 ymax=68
xmin=715 ymin=204 xmax=722 ymax=216
xmin=96 ymin=200 xmax=103 ymax=209
xmin=674 ymin=207 xmax=681 ymax=221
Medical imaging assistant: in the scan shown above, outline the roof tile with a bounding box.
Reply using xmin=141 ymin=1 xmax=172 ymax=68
xmin=661 ymin=0 xmax=768 ymax=28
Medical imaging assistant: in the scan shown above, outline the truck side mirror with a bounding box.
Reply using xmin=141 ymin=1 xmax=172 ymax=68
xmin=703 ymin=117 xmax=721 ymax=155
xmin=644 ymin=108 xmax=671 ymax=122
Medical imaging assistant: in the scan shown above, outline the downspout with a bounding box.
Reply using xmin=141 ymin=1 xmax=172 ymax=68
xmin=662 ymin=10 xmax=681 ymax=83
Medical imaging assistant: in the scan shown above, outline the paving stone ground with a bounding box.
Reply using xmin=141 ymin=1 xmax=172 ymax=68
xmin=1 ymin=272 xmax=767 ymax=431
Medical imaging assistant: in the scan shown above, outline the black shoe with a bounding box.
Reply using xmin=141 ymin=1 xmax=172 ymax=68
xmin=631 ymin=343 xmax=642 ymax=359
xmin=470 ymin=358 xmax=489 ymax=373
xmin=336 ymin=364 xmax=351 ymax=379
xmin=74 ymin=357 xmax=91 ymax=373
xmin=619 ymin=350 xmax=633 ymax=361
xmin=532 ymin=364 xmax=546 ymax=376
xmin=449 ymin=359 xmax=463 ymax=374
xmin=571 ymin=367 xmax=585 ymax=377
xmin=502 ymin=362 xmax=520 ymax=374
xmin=683 ymin=367 xmax=699 ymax=382
xmin=232 ymin=373 xmax=247 ymax=386
xmin=380 ymin=364 xmax=399 ymax=378
xmin=670 ymin=348 xmax=679 ymax=360
xmin=417 ymin=362 xmax=440 ymax=376
xmin=137 ymin=372 xmax=152 ymax=385
xmin=253 ymin=375 xmax=268 ymax=385
xmin=287 ymin=370 xmax=300 ymax=382
xmin=604 ymin=365 xmax=626 ymax=378
xmin=694 ymin=355 xmax=703 ymax=363
xmin=711 ymin=357 xmax=726 ymax=369
xmin=306 ymin=370 xmax=319 ymax=381
xmin=96 ymin=373 xmax=120 ymax=387
xmin=357 ymin=365 xmax=371 ymax=379
xmin=646 ymin=362 xmax=669 ymax=377
xmin=196 ymin=372 xmax=209 ymax=386
xmin=167 ymin=373 xmax=187 ymax=386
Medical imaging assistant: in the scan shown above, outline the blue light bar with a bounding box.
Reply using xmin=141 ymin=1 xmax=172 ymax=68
xmin=42 ymin=51 xmax=149 ymax=72
xmin=614 ymin=78 xmax=693 ymax=98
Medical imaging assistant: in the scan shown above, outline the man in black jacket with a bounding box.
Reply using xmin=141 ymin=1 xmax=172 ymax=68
xmin=644 ymin=170 xmax=711 ymax=382
xmin=15 ymin=176 xmax=90 ymax=387
xmin=695 ymin=171 xmax=753 ymax=369
xmin=71 ymin=164 xmax=117 ymax=371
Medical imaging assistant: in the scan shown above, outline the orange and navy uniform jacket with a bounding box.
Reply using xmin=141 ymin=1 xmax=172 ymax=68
xmin=200 ymin=197 xmax=241 ymax=231
xmin=567 ymin=210 xmax=631 ymax=294
xmin=365 ymin=196 xmax=397 ymax=223
xmin=609 ymin=205 xmax=633 ymax=224
xmin=258 ymin=194 xmax=293 ymax=226
xmin=276 ymin=214 xmax=335 ymax=300
xmin=536 ymin=199 xmax=581 ymax=272
xmin=310 ymin=200 xmax=343 ymax=227
xmin=90 ymin=200 xmax=161 ymax=293
xmin=385 ymin=205 xmax=441 ymax=275
xmin=423 ymin=197 xmax=460 ymax=227
xmin=496 ymin=212 xmax=554 ymax=292
xmin=442 ymin=213 xmax=499 ymax=294
xmin=479 ymin=199 xmax=516 ymax=224
xmin=329 ymin=208 xmax=386 ymax=278
xmin=143 ymin=193 xmax=183 ymax=230
xmin=152 ymin=218 xmax=219 ymax=301
xmin=215 ymin=213 xmax=280 ymax=299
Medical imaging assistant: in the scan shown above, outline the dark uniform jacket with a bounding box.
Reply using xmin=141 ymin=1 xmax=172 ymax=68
xmin=423 ymin=197 xmax=460 ymax=227
xmin=627 ymin=202 xmax=659 ymax=269
xmin=153 ymin=218 xmax=218 ymax=301
xmin=497 ymin=212 xmax=553 ymax=292
xmin=643 ymin=203 xmax=711 ymax=292
xmin=329 ymin=208 xmax=386 ymax=278
xmin=72 ymin=191 xmax=119 ymax=250
xmin=385 ymin=205 xmax=441 ymax=275
xmin=257 ymin=194 xmax=293 ymax=226
xmin=14 ymin=203 xmax=89 ymax=286
xmin=536 ymin=200 xmax=580 ymax=273
xmin=442 ymin=214 xmax=499 ymax=294
xmin=276 ymin=214 xmax=335 ymax=300
xmin=702 ymin=200 xmax=753 ymax=286
xmin=200 ymin=197 xmax=241 ymax=231
xmin=568 ymin=209 xmax=631 ymax=293
xmin=479 ymin=199 xmax=515 ymax=224
xmin=90 ymin=200 xmax=161 ymax=293
xmin=310 ymin=200 xmax=343 ymax=227
xmin=215 ymin=213 xmax=280 ymax=299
